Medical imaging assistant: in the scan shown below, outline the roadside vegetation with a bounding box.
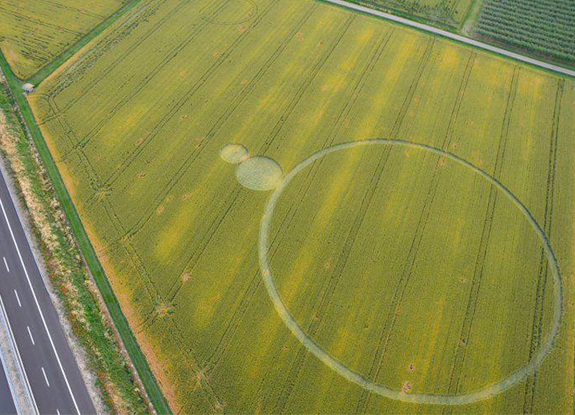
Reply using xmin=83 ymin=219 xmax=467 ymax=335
xmin=0 ymin=79 xmax=148 ymax=414
xmin=29 ymin=0 xmax=575 ymax=412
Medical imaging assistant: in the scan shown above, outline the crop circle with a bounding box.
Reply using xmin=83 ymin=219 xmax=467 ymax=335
xmin=220 ymin=143 xmax=249 ymax=164
xmin=258 ymin=138 xmax=563 ymax=405
xmin=236 ymin=156 xmax=283 ymax=191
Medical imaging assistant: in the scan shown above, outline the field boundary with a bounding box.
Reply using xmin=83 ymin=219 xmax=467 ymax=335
xmin=318 ymin=0 xmax=575 ymax=77
xmin=0 ymin=49 xmax=171 ymax=414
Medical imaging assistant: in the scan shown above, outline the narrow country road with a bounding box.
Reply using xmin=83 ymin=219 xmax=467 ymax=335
xmin=323 ymin=0 xmax=575 ymax=77
xmin=0 ymin=166 xmax=95 ymax=415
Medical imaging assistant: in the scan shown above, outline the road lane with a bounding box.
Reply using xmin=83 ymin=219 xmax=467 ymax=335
xmin=0 ymin=358 xmax=16 ymax=415
xmin=0 ymin=166 xmax=95 ymax=414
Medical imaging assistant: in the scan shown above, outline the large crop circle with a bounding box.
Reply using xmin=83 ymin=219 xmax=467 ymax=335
xmin=258 ymin=139 xmax=563 ymax=405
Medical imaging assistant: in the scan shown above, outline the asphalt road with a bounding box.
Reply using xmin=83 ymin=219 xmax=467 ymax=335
xmin=0 ymin=167 xmax=95 ymax=415
xmin=0 ymin=359 xmax=16 ymax=414
xmin=324 ymin=0 xmax=575 ymax=78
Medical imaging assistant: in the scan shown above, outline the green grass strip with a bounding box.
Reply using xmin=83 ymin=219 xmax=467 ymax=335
xmin=0 ymin=50 xmax=171 ymax=415
xmin=25 ymin=0 xmax=145 ymax=86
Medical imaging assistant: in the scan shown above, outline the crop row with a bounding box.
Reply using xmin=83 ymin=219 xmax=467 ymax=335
xmin=476 ymin=25 xmax=574 ymax=61
xmin=479 ymin=6 xmax=575 ymax=34
xmin=476 ymin=0 xmax=575 ymax=64
xmin=490 ymin=0 xmax=575 ymax=18
xmin=477 ymin=16 xmax=574 ymax=52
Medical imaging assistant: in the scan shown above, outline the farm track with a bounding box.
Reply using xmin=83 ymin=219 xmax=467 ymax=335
xmin=163 ymin=5 xmax=361 ymax=300
xmin=0 ymin=8 xmax=82 ymax=37
xmin=256 ymin=15 xmax=357 ymax=155
xmin=262 ymin=34 xmax=437 ymax=414
xmin=357 ymin=47 xmax=478 ymax=414
xmin=40 ymin=0 xmax=190 ymax=123
xmin=444 ymin=66 xmax=519 ymax=403
xmin=91 ymin=0 xmax=282 ymax=194
xmin=522 ymin=79 xmax=564 ymax=413
xmin=199 ymin=27 xmax=394 ymax=379
xmin=45 ymin=68 xmax=221 ymax=411
xmin=273 ymin=142 xmax=396 ymax=413
xmin=3 ymin=0 xmax=106 ymax=20
xmin=59 ymin=0 xmax=232 ymax=153
xmin=356 ymin=38 xmax=437 ymax=412
xmin=42 ymin=0 xmax=162 ymax=99
xmin=21 ymin=0 xmax=575 ymax=411
xmin=123 ymin=1 xmax=321 ymax=241
xmin=46 ymin=3 xmax=315 ymax=407
xmin=0 ymin=0 xmax=135 ymax=79
xmin=141 ymin=9 xmax=357 ymax=387
xmin=38 ymin=2 xmax=164 ymax=127
xmin=271 ymin=35 xmax=435 ymax=415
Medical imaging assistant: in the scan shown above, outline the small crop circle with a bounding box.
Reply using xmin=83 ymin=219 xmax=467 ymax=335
xmin=220 ymin=143 xmax=249 ymax=164
xmin=258 ymin=139 xmax=563 ymax=405
xmin=236 ymin=156 xmax=283 ymax=191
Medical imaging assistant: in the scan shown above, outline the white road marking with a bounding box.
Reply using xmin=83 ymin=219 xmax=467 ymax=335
xmin=41 ymin=367 xmax=49 ymax=387
xmin=0 ymin=197 xmax=80 ymax=414
xmin=13 ymin=290 xmax=21 ymax=307
xmin=3 ymin=257 xmax=8 ymax=273
xmin=57 ymin=410 xmax=60 ymax=415
xmin=26 ymin=326 xmax=35 ymax=346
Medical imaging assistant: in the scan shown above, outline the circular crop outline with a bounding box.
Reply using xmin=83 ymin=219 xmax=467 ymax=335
xmin=258 ymin=138 xmax=563 ymax=405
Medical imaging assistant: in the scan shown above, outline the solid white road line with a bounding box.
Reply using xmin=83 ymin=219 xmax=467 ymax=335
xmin=3 ymin=257 xmax=8 ymax=273
xmin=0 ymin=197 xmax=80 ymax=413
xmin=13 ymin=290 xmax=21 ymax=308
xmin=57 ymin=409 xmax=61 ymax=415
xmin=26 ymin=326 xmax=35 ymax=346
xmin=41 ymin=367 xmax=49 ymax=387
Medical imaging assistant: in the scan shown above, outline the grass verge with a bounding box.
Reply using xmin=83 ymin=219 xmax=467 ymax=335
xmin=0 ymin=78 xmax=147 ymax=414
xmin=0 ymin=48 xmax=171 ymax=414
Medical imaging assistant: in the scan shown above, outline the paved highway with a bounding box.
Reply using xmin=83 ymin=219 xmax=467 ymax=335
xmin=324 ymin=0 xmax=575 ymax=78
xmin=0 ymin=359 xmax=16 ymax=414
xmin=0 ymin=166 xmax=95 ymax=415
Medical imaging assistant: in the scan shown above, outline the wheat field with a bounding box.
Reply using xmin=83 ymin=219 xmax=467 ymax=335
xmin=29 ymin=0 xmax=575 ymax=412
xmin=0 ymin=0 xmax=129 ymax=78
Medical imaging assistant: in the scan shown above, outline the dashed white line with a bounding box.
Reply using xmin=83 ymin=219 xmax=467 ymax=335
xmin=41 ymin=367 xmax=49 ymax=387
xmin=13 ymin=290 xmax=21 ymax=307
xmin=0 ymin=197 xmax=79 ymax=413
xmin=3 ymin=257 xmax=8 ymax=273
xmin=26 ymin=326 xmax=35 ymax=345
xmin=57 ymin=410 xmax=60 ymax=415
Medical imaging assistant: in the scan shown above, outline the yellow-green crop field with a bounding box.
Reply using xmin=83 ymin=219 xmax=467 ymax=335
xmin=0 ymin=0 xmax=130 ymax=78
xmin=27 ymin=0 xmax=575 ymax=412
